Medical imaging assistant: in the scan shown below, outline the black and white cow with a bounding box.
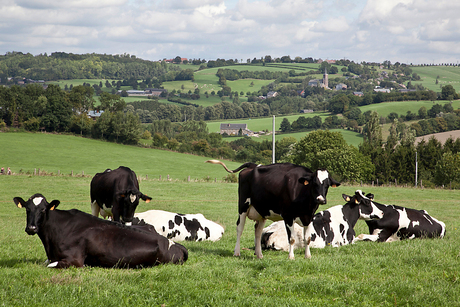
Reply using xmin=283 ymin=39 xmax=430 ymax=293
xmin=91 ymin=166 xmax=152 ymax=225
xmin=206 ymin=159 xmax=340 ymax=259
xmin=133 ymin=210 xmax=224 ymax=242
xmin=261 ymin=190 xmax=384 ymax=251
xmin=15 ymin=194 xmax=187 ymax=268
xmin=353 ymin=193 xmax=446 ymax=242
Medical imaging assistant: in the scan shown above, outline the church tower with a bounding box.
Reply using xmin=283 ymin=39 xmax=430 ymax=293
xmin=323 ymin=67 xmax=328 ymax=88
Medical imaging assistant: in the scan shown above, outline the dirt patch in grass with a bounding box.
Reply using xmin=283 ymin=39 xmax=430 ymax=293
xmin=415 ymin=130 xmax=460 ymax=144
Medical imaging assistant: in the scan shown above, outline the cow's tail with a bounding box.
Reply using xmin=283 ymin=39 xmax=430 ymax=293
xmin=205 ymin=160 xmax=255 ymax=173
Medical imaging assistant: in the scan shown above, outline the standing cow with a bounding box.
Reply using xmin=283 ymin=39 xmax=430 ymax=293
xmin=261 ymin=190 xmax=384 ymax=251
xmin=134 ymin=210 xmax=224 ymax=242
xmin=91 ymin=166 xmax=152 ymax=225
xmin=206 ymin=159 xmax=340 ymax=260
xmin=15 ymin=194 xmax=187 ymax=268
xmin=353 ymin=193 xmax=446 ymax=242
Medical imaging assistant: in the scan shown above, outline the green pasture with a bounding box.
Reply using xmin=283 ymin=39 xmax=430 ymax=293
xmin=0 ymin=174 xmax=459 ymax=306
xmin=0 ymin=132 xmax=240 ymax=179
xmin=412 ymin=66 xmax=460 ymax=92
xmin=360 ymin=100 xmax=460 ymax=118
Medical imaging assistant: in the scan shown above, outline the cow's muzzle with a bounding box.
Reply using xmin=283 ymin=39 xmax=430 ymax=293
xmin=316 ymin=195 xmax=326 ymax=205
xmin=26 ymin=226 xmax=38 ymax=235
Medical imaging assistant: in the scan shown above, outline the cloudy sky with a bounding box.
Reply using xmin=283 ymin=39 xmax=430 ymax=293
xmin=1 ymin=0 xmax=460 ymax=64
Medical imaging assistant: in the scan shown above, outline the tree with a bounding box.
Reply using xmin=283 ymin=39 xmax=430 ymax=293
xmin=69 ymin=85 xmax=95 ymax=113
xmin=441 ymin=85 xmax=456 ymax=100
xmin=280 ymin=118 xmax=291 ymax=132
xmin=433 ymin=152 xmax=460 ymax=186
xmin=288 ymin=130 xmax=374 ymax=181
xmin=99 ymin=92 xmax=126 ymax=112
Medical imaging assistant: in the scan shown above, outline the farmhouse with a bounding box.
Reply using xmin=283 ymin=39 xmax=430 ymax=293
xmin=220 ymin=123 xmax=252 ymax=136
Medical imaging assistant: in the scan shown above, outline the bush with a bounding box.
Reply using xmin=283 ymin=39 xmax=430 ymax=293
xmin=223 ymin=173 xmax=238 ymax=183
xmin=23 ymin=117 xmax=40 ymax=132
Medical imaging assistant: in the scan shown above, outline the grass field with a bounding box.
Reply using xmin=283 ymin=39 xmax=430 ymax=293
xmin=1 ymin=132 xmax=459 ymax=306
xmin=0 ymin=175 xmax=459 ymax=306
xmin=412 ymin=66 xmax=460 ymax=93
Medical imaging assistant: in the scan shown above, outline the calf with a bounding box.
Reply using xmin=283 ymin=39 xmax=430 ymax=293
xmin=353 ymin=193 xmax=446 ymax=242
xmin=206 ymin=159 xmax=340 ymax=259
xmin=261 ymin=190 xmax=384 ymax=251
xmin=15 ymin=193 xmax=187 ymax=268
xmin=91 ymin=166 xmax=152 ymax=225
xmin=134 ymin=210 xmax=224 ymax=242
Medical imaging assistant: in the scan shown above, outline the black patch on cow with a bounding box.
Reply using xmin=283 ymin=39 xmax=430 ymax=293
xmin=174 ymin=215 xmax=183 ymax=226
xmin=162 ymin=226 xmax=166 ymax=232
xmin=168 ymin=220 xmax=175 ymax=229
xmin=205 ymin=227 xmax=210 ymax=239
xmin=167 ymin=230 xmax=180 ymax=239
xmin=339 ymin=223 xmax=345 ymax=235
xmin=236 ymin=216 xmax=240 ymax=226
xmin=183 ymin=218 xmax=202 ymax=241
xmin=311 ymin=233 xmax=317 ymax=241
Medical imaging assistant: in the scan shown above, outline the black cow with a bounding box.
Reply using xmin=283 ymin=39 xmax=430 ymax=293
xmin=14 ymin=193 xmax=187 ymax=268
xmin=261 ymin=190 xmax=384 ymax=251
xmin=91 ymin=166 xmax=152 ymax=225
xmin=206 ymin=159 xmax=340 ymax=259
xmin=353 ymin=193 xmax=446 ymax=242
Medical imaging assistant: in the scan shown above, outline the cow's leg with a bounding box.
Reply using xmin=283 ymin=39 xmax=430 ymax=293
xmin=353 ymin=233 xmax=379 ymax=242
xmin=254 ymin=219 xmax=266 ymax=259
xmin=234 ymin=212 xmax=247 ymax=256
xmin=284 ymin=221 xmax=296 ymax=260
xmin=91 ymin=200 xmax=100 ymax=217
xmin=303 ymin=226 xmax=312 ymax=259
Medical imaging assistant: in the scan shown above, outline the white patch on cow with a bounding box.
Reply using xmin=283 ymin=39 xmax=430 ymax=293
xmin=134 ymin=209 xmax=224 ymax=242
xmin=316 ymin=195 xmax=325 ymax=202
xmin=245 ymin=198 xmax=251 ymax=204
xmin=247 ymin=206 xmax=264 ymax=221
xmin=397 ymin=208 xmax=411 ymax=229
xmin=317 ymin=170 xmax=328 ymax=184
xmin=168 ymin=239 xmax=175 ymax=250
xmin=412 ymin=220 xmax=420 ymax=227
xmin=130 ymin=194 xmax=136 ymax=203
xmin=47 ymin=261 xmax=59 ymax=268
xmin=125 ymin=222 xmax=132 ymax=226
xmin=33 ymin=197 xmax=43 ymax=206
xmin=359 ymin=201 xmax=384 ymax=220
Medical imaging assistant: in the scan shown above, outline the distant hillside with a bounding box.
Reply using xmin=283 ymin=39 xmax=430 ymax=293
xmin=0 ymin=51 xmax=169 ymax=81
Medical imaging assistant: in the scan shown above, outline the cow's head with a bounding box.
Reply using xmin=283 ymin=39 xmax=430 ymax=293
xmin=299 ymin=169 xmax=340 ymax=205
xmin=14 ymin=194 xmax=60 ymax=235
xmin=118 ymin=190 xmax=152 ymax=225
xmin=343 ymin=190 xmax=383 ymax=220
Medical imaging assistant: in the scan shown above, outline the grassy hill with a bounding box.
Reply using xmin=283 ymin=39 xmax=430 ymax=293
xmin=0 ymin=132 xmax=241 ymax=179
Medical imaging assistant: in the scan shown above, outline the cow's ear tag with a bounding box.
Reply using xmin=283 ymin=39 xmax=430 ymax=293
xmin=17 ymin=203 xmax=22 ymax=209
xmin=304 ymin=180 xmax=309 ymax=185
xmin=332 ymin=184 xmax=337 ymax=188
xmin=345 ymin=196 xmax=350 ymax=202
xmin=145 ymin=199 xmax=151 ymax=203
xmin=355 ymin=199 xmax=359 ymax=204
xmin=50 ymin=206 xmax=55 ymax=211
xmin=120 ymin=194 xmax=125 ymax=198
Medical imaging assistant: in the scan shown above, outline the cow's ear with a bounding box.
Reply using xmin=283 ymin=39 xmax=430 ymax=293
xmin=342 ymin=194 xmax=351 ymax=201
xmin=13 ymin=197 xmax=26 ymax=209
xmin=141 ymin=194 xmax=152 ymax=203
xmin=330 ymin=177 xmax=341 ymax=187
xmin=48 ymin=200 xmax=60 ymax=211
xmin=365 ymin=193 xmax=374 ymax=200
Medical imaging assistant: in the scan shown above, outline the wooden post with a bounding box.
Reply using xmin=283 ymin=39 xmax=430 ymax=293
xmin=58 ymin=170 xmax=60 ymax=175
xmin=167 ymin=174 xmax=170 ymax=181
xmin=34 ymin=168 xmax=36 ymax=176
xmin=187 ymin=176 xmax=190 ymax=182
xmin=159 ymin=175 xmax=162 ymax=181
xmin=71 ymin=171 xmax=73 ymax=177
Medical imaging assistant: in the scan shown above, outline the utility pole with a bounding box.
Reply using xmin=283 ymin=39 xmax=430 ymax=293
xmin=272 ymin=115 xmax=275 ymax=164
xmin=415 ymin=150 xmax=418 ymax=187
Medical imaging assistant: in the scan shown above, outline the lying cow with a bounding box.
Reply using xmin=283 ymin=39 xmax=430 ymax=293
xmin=133 ymin=210 xmax=224 ymax=242
xmin=206 ymin=159 xmax=340 ymax=259
xmin=261 ymin=190 xmax=384 ymax=251
xmin=15 ymin=193 xmax=187 ymax=268
xmin=353 ymin=193 xmax=446 ymax=242
xmin=91 ymin=166 xmax=152 ymax=225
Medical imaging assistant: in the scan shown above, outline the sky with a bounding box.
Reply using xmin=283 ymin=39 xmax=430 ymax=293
xmin=1 ymin=0 xmax=460 ymax=65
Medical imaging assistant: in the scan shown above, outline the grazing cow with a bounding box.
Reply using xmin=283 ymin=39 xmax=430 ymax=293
xmin=353 ymin=193 xmax=446 ymax=242
xmin=14 ymin=194 xmax=187 ymax=268
xmin=91 ymin=166 xmax=152 ymax=225
xmin=133 ymin=210 xmax=224 ymax=242
xmin=206 ymin=159 xmax=340 ymax=259
xmin=261 ymin=190 xmax=384 ymax=251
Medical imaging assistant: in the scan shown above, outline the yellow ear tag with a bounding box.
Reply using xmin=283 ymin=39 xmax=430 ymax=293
xmin=50 ymin=206 xmax=55 ymax=211
xmin=345 ymin=196 xmax=350 ymax=201
xmin=304 ymin=181 xmax=309 ymax=185
xmin=355 ymin=199 xmax=359 ymax=204
xmin=145 ymin=199 xmax=151 ymax=203
xmin=17 ymin=204 xmax=22 ymax=209
xmin=332 ymin=184 xmax=337 ymax=188
xmin=120 ymin=194 xmax=125 ymax=198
